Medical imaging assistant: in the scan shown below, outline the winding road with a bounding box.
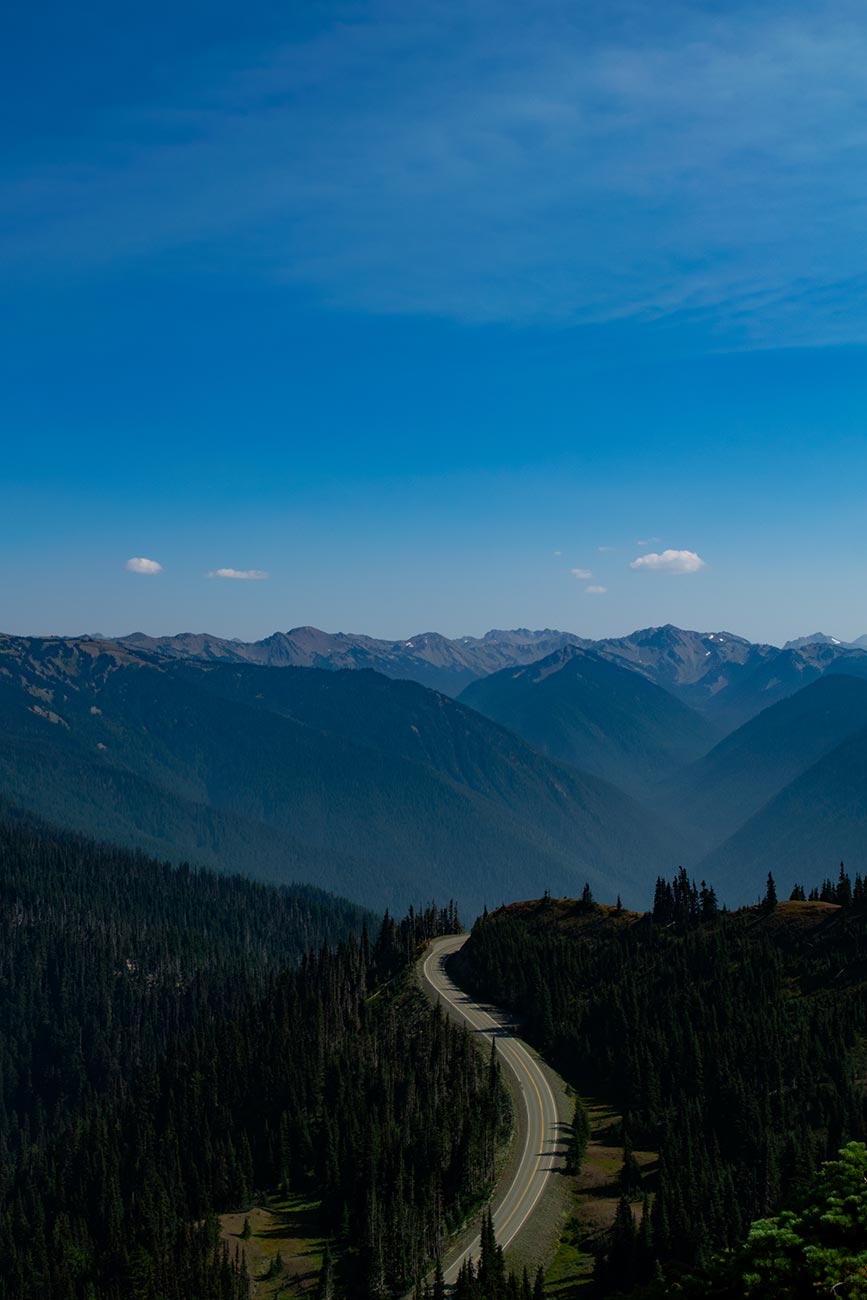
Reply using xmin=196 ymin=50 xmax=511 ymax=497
xmin=419 ymin=934 xmax=563 ymax=1285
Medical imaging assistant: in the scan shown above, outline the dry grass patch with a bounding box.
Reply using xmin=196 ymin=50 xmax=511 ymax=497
xmin=502 ymin=899 xmax=643 ymax=939
xmin=544 ymin=1097 xmax=657 ymax=1293
xmin=219 ymin=1195 xmax=326 ymax=1297
xmin=757 ymin=899 xmax=840 ymax=932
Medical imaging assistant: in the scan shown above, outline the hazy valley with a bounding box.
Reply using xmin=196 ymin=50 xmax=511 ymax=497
xmin=5 ymin=622 xmax=867 ymax=908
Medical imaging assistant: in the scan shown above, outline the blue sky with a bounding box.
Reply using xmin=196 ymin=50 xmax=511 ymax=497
xmin=3 ymin=0 xmax=867 ymax=643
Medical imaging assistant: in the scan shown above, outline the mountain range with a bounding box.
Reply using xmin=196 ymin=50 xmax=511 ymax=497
xmin=4 ymin=621 xmax=867 ymax=910
xmin=118 ymin=626 xmax=582 ymax=696
xmin=0 ymin=634 xmax=682 ymax=914
xmin=115 ymin=622 xmax=867 ymax=729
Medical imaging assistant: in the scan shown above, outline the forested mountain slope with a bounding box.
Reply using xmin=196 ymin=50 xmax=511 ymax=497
xmin=453 ymin=880 xmax=867 ymax=1296
xmin=0 ymin=636 xmax=682 ymax=912
xmin=0 ymin=810 xmax=506 ymax=1300
xmin=460 ymin=645 xmax=717 ymax=798
xmin=668 ymin=674 xmax=867 ymax=850
xmin=699 ymin=719 xmax=867 ymax=901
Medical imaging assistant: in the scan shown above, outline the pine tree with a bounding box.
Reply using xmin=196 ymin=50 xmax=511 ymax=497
xmin=431 ymin=1256 xmax=446 ymax=1300
xmin=700 ymin=880 xmax=719 ymax=920
xmin=637 ymin=1193 xmax=655 ymax=1283
xmin=608 ymin=1195 xmax=638 ymax=1290
xmin=836 ymin=863 xmax=852 ymax=906
xmin=316 ymin=1243 xmax=335 ymax=1300
xmin=764 ymin=872 xmax=778 ymax=909
xmin=565 ymin=1099 xmax=591 ymax=1174
xmin=620 ymin=1137 xmax=644 ymax=1198
xmin=653 ymin=876 xmax=674 ymax=925
xmin=266 ymin=1250 xmax=284 ymax=1279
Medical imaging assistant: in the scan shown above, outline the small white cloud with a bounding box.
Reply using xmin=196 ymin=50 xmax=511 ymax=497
xmin=637 ymin=537 xmax=661 ymax=547
xmin=125 ymin=556 xmax=162 ymax=575
xmin=570 ymin=567 xmax=592 ymax=579
xmin=552 ymin=550 xmax=562 ymax=556
xmin=586 ymin=585 xmax=607 ymax=595
xmin=208 ymin=568 xmax=269 ymax=581
xmin=630 ymin=549 xmax=705 ymax=574
xmin=597 ymin=545 xmax=616 ymax=552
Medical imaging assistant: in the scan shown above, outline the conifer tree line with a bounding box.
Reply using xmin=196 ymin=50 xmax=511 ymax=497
xmin=455 ymin=868 xmax=867 ymax=1294
xmin=790 ymin=861 xmax=867 ymax=907
xmin=446 ymin=1210 xmax=545 ymax=1300
xmin=0 ymin=812 xmax=506 ymax=1299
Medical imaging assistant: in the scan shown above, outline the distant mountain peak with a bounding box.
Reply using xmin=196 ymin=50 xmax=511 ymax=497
xmin=783 ymin=632 xmax=848 ymax=650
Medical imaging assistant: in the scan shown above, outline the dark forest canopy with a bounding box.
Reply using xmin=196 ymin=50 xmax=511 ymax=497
xmin=454 ymin=869 xmax=867 ymax=1296
xmin=0 ymin=811 xmax=505 ymax=1300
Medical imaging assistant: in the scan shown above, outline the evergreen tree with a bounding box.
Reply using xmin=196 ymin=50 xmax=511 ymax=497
xmin=619 ymin=1137 xmax=644 ymax=1197
xmin=316 ymin=1244 xmax=335 ymax=1300
xmin=565 ymin=1099 xmax=591 ymax=1174
xmin=700 ymin=880 xmax=719 ymax=920
xmin=265 ymin=1251 xmax=284 ymax=1279
xmin=606 ymin=1196 xmax=638 ymax=1292
xmin=837 ymin=863 xmax=853 ymax=907
xmin=431 ymin=1257 xmax=446 ymax=1300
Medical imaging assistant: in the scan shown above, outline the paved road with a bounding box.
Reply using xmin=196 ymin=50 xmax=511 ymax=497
xmin=419 ymin=934 xmax=562 ymax=1285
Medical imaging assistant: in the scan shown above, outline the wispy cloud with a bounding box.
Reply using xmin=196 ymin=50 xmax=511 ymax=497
xmin=5 ymin=1 xmax=867 ymax=346
xmin=597 ymin=546 xmax=616 ymax=552
xmin=570 ymin=567 xmax=592 ymax=579
xmin=636 ymin=537 xmax=660 ymax=547
xmin=586 ymin=585 xmax=607 ymax=595
xmin=208 ymin=568 xmax=269 ymax=581
xmin=125 ymin=556 xmax=162 ymax=575
xmin=630 ymin=549 xmax=705 ymax=574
